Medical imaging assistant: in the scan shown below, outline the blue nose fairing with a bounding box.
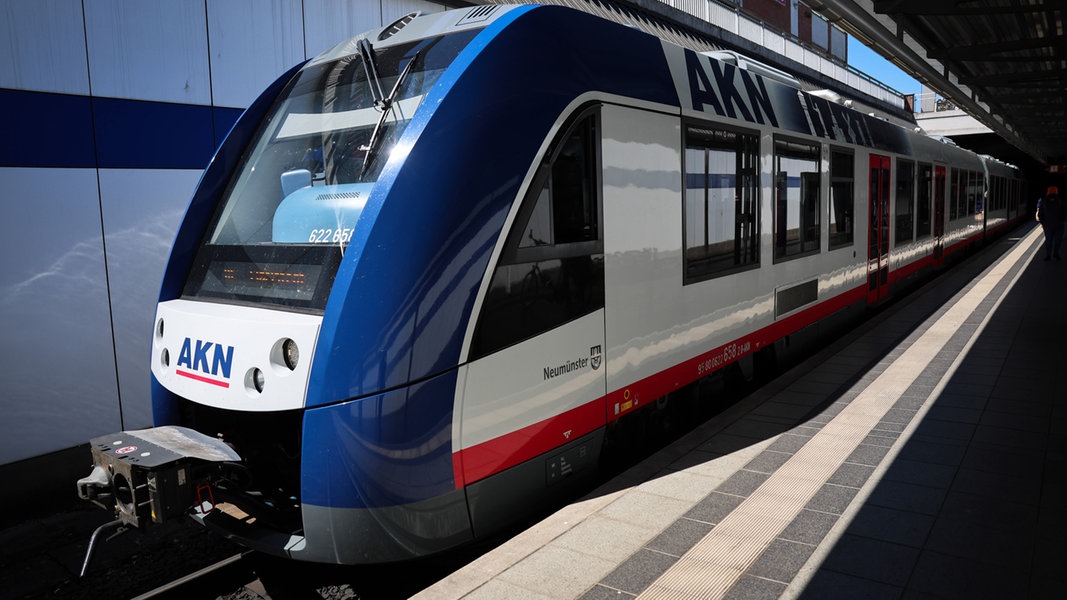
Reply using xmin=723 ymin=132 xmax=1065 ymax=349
xmin=293 ymin=5 xmax=677 ymax=560
xmin=298 ymin=370 xmax=467 ymax=563
xmin=306 ymin=6 xmax=677 ymax=406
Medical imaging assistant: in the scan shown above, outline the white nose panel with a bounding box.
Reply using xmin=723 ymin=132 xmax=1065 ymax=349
xmin=152 ymin=299 xmax=321 ymax=411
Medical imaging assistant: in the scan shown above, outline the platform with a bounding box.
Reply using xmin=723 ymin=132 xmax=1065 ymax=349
xmin=415 ymin=221 xmax=1066 ymax=600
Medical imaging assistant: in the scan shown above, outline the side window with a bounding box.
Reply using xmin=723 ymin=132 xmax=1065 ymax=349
xmin=683 ymin=124 xmax=760 ymax=283
xmin=828 ymin=148 xmax=854 ymax=249
xmin=470 ymin=110 xmax=603 ymax=360
xmin=916 ymin=163 xmax=932 ymax=239
xmin=950 ymin=168 xmax=962 ymax=220
xmin=774 ymin=138 xmax=821 ymax=261
xmin=895 ymin=160 xmax=915 ymax=244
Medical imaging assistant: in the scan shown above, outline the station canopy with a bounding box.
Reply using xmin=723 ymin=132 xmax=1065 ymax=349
xmin=809 ymin=0 xmax=1066 ymax=169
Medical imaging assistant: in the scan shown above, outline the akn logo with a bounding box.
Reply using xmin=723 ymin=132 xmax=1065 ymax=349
xmin=176 ymin=337 xmax=234 ymax=388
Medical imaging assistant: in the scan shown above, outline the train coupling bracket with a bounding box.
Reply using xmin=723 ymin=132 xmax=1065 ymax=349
xmin=76 ymin=426 xmax=242 ymax=530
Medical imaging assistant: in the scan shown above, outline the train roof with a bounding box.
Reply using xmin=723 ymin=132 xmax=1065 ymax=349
xmin=371 ymin=5 xmax=942 ymax=147
xmin=301 ymin=4 xmax=999 ymax=173
xmin=485 ymin=0 xmax=917 ymax=129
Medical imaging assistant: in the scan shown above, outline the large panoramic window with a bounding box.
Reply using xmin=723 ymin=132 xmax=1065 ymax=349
xmin=470 ymin=108 xmax=604 ymax=359
xmin=774 ymin=138 xmax=821 ymax=260
xmin=969 ymin=170 xmax=982 ymax=216
xmin=916 ymin=163 xmax=932 ymax=239
xmin=896 ymin=160 xmax=915 ymax=244
xmin=683 ymin=124 xmax=760 ymax=283
xmin=828 ymin=148 xmax=854 ymax=249
xmin=951 ymin=168 xmax=962 ymax=220
xmin=950 ymin=168 xmax=983 ymax=221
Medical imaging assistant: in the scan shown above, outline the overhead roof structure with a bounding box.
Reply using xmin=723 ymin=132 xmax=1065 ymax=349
xmin=807 ymin=0 xmax=1066 ymax=168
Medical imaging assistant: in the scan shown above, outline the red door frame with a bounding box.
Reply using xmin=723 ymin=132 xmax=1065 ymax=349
xmin=868 ymin=154 xmax=891 ymax=304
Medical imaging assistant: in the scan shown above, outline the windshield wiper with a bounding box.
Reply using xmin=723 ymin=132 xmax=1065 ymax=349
xmin=359 ymin=47 xmax=421 ymax=180
xmin=358 ymin=38 xmax=385 ymax=106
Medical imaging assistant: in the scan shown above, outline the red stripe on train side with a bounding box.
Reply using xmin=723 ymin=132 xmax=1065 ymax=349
xmin=452 ymin=218 xmax=1022 ymax=488
xmin=942 ymin=229 xmax=984 ymax=259
xmin=602 ymin=283 xmax=866 ymax=420
xmin=453 ymin=282 xmax=867 ymax=488
xmin=889 ymin=254 xmax=933 ymax=284
xmin=454 ymin=399 xmax=604 ymax=488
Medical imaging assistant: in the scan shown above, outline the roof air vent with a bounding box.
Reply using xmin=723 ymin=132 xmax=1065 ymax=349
xmin=456 ymin=5 xmax=499 ymax=27
xmin=378 ymin=12 xmax=421 ymax=41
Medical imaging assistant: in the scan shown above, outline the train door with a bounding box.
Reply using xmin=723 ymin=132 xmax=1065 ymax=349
xmin=933 ymin=164 xmax=946 ymax=267
xmin=867 ymin=154 xmax=891 ymax=303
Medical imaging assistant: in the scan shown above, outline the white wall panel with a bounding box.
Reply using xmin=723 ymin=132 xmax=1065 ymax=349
xmin=85 ymin=0 xmax=210 ymax=104
xmin=207 ymin=0 xmax=305 ymax=108
xmin=99 ymin=169 xmax=202 ymax=431
xmin=708 ymin=2 xmax=738 ymax=34
xmin=0 ymin=0 xmax=89 ymax=94
xmin=302 ymin=0 xmax=381 ymax=58
xmin=0 ymin=168 xmax=121 ymax=464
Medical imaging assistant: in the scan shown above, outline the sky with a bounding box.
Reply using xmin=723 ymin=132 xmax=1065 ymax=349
xmin=847 ymin=36 xmax=923 ymax=99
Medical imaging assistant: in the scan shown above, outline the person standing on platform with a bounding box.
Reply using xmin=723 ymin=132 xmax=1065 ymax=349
xmin=1037 ymin=186 xmax=1065 ymax=260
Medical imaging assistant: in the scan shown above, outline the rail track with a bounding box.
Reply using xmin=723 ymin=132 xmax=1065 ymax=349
xmin=128 ymin=552 xmax=258 ymax=600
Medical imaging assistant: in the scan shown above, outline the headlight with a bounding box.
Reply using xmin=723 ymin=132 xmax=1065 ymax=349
xmin=282 ymin=338 xmax=299 ymax=370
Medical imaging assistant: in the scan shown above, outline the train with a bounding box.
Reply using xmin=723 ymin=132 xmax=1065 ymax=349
xmin=76 ymin=4 xmax=1025 ymax=566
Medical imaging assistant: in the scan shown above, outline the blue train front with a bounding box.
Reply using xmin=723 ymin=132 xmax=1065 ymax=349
xmin=77 ymin=5 xmax=656 ymax=564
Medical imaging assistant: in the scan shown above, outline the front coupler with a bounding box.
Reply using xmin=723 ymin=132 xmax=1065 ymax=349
xmin=77 ymin=426 xmax=241 ymax=529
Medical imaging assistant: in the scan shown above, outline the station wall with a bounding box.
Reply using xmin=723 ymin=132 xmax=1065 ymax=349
xmin=0 ymin=0 xmax=448 ymax=467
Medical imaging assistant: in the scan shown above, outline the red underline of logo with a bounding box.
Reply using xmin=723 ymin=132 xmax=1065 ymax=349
xmin=177 ymin=369 xmax=230 ymax=388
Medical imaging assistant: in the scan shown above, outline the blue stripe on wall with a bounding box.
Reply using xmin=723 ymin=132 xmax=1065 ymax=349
xmin=93 ymin=98 xmax=215 ymax=169
xmin=0 ymin=88 xmax=244 ymax=170
xmin=0 ymin=89 xmax=96 ymax=168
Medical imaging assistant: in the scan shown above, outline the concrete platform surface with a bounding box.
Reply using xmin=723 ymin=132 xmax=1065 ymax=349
xmin=415 ymin=222 xmax=1066 ymax=600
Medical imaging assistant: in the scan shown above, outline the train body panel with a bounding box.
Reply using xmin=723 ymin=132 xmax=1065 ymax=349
xmin=77 ymin=4 xmax=1028 ymax=566
xmin=297 ymin=368 xmax=471 ymax=562
xmin=457 ymin=310 xmax=606 ymax=486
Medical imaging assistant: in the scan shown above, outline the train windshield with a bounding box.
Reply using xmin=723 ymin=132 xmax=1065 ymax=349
xmin=183 ymin=31 xmax=476 ymax=311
